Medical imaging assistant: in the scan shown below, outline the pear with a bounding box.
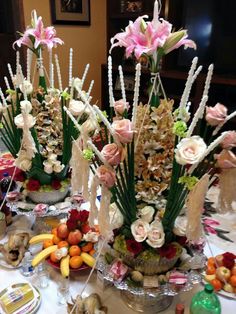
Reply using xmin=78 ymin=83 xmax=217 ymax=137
xmin=204 ymin=274 xmax=216 ymax=282
xmin=223 ymin=283 xmax=234 ymax=293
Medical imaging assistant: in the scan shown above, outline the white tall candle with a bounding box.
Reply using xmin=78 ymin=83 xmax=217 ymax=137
xmin=68 ymin=48 xmax=73 ymax=87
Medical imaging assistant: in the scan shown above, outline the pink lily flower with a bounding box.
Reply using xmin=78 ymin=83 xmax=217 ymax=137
xmin=27 ymin=17 xmax=64 ymax=50
xmin=204 ymin=226 xmax=217 ymax=234
xmin=203 ymin=218 xmax=220 ymax=226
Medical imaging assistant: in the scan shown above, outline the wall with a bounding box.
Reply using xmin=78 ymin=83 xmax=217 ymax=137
xmin=23 ymin=0 xmax=107 ymax=105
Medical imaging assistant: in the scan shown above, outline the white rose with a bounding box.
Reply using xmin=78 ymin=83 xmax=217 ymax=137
xmin=83 ymin=231 xmax=98 ymax=243
xmin=146 ymin=220 xmax=165 ymax=248
xmin=20 ymin=100 xmax=32 ymax=114
xmin=175 ymin=136 xmax=207 ymax=165
xmin=43 ymin=161 xmax=53 ymax=174
xmin=138 ymin=206 xmax=155 ymax=223
xmin=131 ymin=219 xmax=150 ymax=242
xmin=69 ymin=99 xmax=90 ymax=116
xmin=109 ymin=203 xmax=124 ymax=229
xmin=19 ymin=80 xmax=33 ymax=95
xmin=14 ymin=114 xmax=36 ymax=128
xmin=48 ymin=154 xmax=58 ymax=162
xmin=73 ymin=78 xmax=82 ymax=91
xmin=81 ymin=118 xmax=97 ymax=134
xmin=53 ymin=161 xmax=65 ymax=173
xmin=173 ymin=216 xmax=187 ymax=237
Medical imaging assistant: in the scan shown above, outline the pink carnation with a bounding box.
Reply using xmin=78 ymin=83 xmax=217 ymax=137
xmin=205 ymin=103 xmax=227 ymax=126
xmin=101 ymin=143 xmax=124 ymax=166
xmin=221 ymin=131 xmax=236 ymax=149
xmin=112 ymin=119 xmax=133 ymax=144
xmin=97 ymin=165 xmax=116 ymax=188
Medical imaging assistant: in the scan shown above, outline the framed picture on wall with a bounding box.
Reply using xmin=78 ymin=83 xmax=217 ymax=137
xmin=50 ymin=0 xmax=90 ymax=25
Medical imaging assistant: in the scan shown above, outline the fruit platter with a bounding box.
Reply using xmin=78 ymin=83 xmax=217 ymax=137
xmin=29 ymin=209 xmax=98 ymax=277
xmin=203 ymin=252 xmax=236 ymax=299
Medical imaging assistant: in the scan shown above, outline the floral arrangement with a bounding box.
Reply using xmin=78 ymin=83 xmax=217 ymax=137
xmin=61 ymin=1 xmax=236 ymax=287
xmin=0 ymin=11 xmax=98 ymax=199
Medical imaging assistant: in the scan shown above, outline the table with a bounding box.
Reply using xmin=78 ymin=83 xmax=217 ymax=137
xmin=1 ymin=191 xmax=236 ymax=313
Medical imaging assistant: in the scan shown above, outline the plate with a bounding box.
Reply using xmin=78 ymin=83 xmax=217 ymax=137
xmin=202 ymin=273 xmax=236 ymax=300
xmin=47 ymin=258 xmax=89 ymax=272
xmin=0 ymin=283 xmax=41 ymax=314
xmin=0 ymin=253 xmax=22 ymax=270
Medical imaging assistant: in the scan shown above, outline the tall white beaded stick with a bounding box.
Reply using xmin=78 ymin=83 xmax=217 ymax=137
xmin=7 ymin=64 xmax=15 ymax=87
xmin=203 ymin=64 xmax=214 ymax=97
xmin=132 ymin=63 xmax=141 ymax=128
xmin=81 ymin=64 xmax=90 ymax=90
xmin=70 ymin=78 xmax=74 ymax=99
xmin=87 ymin=139 xmax=111 ymax=168
xmin=51 ymin=63 xmax=54 ymax=88
xmin=68 ymin=48 xmax=73 ymax=87
xmin=118 ymin=65 xmax=126 ymax=105
xmin=49 ymin=49 xmax=53 ymax=87
xmin=178 ymin=57 xmax=198 ymax=118
xmin=4 ymin=77 xmax=10 ymax=90
xmin=186 ymin=95 xmax=208 ymax=137
xmin=63 ymin=106 xmax=81 ymax=132
xmin=108 ymin=56 xmax=115 ymax=107
xmin=26 ymin=49 xmax=32 ymax=82
xmin=16 ymin=51 xmax=20 ymax=74
xmin=0 ymin=88 xmax=7 ymax=107
xmin=191 ymin=65 xmax=202 ymax=83
xmin=54 ymin=54 xmax=63 ymax=91
xmin=87 ymin=80 xmax=94 ymax=98
xmin=213 ymin=110 xmax=236 ymax=136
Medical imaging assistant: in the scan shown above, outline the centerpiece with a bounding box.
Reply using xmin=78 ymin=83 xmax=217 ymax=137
xmin=0 ymin=11 xmax=98 ymax=206
xmin=62 ymin=1 xmax=236 ymax=312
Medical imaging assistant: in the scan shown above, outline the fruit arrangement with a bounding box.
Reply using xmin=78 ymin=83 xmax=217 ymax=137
xmin=204 ymin=252 xmax=236 ymax=294
xmin=29 ymin=209 xmax=98 ymax=277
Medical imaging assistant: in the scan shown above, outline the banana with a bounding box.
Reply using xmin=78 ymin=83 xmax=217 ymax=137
xmin=32 ymin=245 xmax=57 ymax=267
xmin=29 ymin=233 xmax=54 ymax=245
xmin=60 ymin=255 xmax=70 ymax=278
xmin=81 ymin=252 xmax=96 ymax=268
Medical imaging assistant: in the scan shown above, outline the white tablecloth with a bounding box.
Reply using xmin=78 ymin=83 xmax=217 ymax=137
xmin=1 ymin=193 xmax=236 ymax=313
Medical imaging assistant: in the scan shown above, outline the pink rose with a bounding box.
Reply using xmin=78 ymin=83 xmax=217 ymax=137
xmin=221 ymin=131 xmax=236 ymax=149
xmin=114 ymin=99 xmax=129 ymax=115
xmin=97 ymin=165 xmax=116 ymax=188
xmin=101 ymin=143 xmax=124 ymax=166
xmin=112 ymin=119 xmax=133 ymax=144
xmin=205 ymin=103 xmax=227 ymax=126
xmin=214 ymin=149 xmax=236 ymax=168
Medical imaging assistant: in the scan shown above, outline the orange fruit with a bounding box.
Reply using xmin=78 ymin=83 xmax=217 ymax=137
xmin=69 ymin=245 xmax=81 ymax=257
xmin=43 ymin=239 xmax=54 ymax=249
xmin=206 ymin=265 xmax=216 ymax=275
xmin=229 ymin=275 xmax=236 ymax=287
xmin=89 ymin=248 xmax=96 ymax=256
xmin=51 ymin=227 xmax=58 ymax=236
xmin=69 ymin=256 xmax=83 ymax=269
xmin=50 ymin=251 xmax=60 ymax=263
xmin=207 ymin=257 xmax=215 ymax=267
xmin=53 ymin=235 xmax=62 ymax=245
xmin=231 ymin=266 xmax=236 ymax=276
xmin=58 ymin=241 xmax=69 ymax=249
xmin=211 ymin=279 xmax=222 ymax=291
xmin=81 ymin=242 xmax=93 ymax=252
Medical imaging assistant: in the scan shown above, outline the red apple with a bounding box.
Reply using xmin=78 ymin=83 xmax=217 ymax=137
xmin=67 ymin=230 xmax=82 ymax=245
xmin=81 ymin=223 xmax=91 ymax=234
xmin=216 ymin=266 xmax=231 ymax=282
xmin=57 ymin=223 xmax=69 ymax=239
xmin=215 ymin=255 xmax=224 ymax=267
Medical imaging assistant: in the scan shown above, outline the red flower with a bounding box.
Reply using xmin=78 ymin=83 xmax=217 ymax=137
xmin=26 ymin=178 xmax=40 ymax=191
xmin=77 ymin=210 xmax=89 ymax=223
xmin=14 ymin=170 xmax=25 ymax=182
xmin=66 ymin=218 xmax=77 ymax=231
xmin=51 ymin=179 xmax=62 ymax=190
xmin=222 ymin=252 xmax=236 ymax=269
xmin=159 ymin=244 xmax=177 ymax=259
xmin=126 ymin=239 xmax=143 ymax=255
xmin=69 ymin=209 xmax=81 ymax=221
